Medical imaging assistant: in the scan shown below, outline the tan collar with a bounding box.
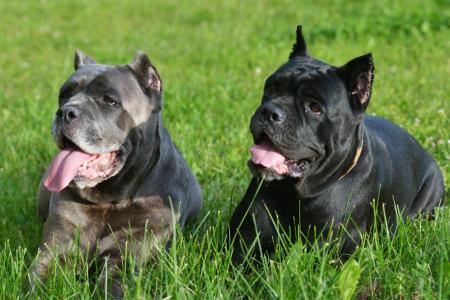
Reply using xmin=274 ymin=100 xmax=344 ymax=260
xmin=338 ymin=140 xmax=363 ymax=181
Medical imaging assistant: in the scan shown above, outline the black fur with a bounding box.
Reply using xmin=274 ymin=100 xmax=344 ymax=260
xmin=229 ymin=25 xmax=444 ymax=265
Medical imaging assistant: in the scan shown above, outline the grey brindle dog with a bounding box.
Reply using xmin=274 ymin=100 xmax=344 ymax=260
xmin=32 ymin=51 xmax=202 ymax=297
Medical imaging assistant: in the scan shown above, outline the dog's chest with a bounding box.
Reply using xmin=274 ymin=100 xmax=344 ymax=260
xmin=74 ymin=196 xmax=174 ymax=235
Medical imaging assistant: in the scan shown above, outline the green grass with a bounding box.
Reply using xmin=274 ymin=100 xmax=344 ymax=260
xmin=0 ymin=0 xmax=449 ymax=298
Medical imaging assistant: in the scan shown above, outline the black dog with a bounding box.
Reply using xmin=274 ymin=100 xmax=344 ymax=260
xmin=229 ymin=25 xmax=444 ymax=264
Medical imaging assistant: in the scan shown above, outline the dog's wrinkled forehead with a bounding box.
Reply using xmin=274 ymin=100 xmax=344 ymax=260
xmin=266 ymin=56 xmax=344 ymax=102
xmin=265 ymin=58 xmax=356 ymax=115
xmin=62 ymin=64 xmax=141 ymax=97
xmin=61 ymin=64 xmax=110 ymax=93
xmin=84 ymin=67 xmax=141 ymax=99
xmin=273 ymin=56 xmax=334 ymax=83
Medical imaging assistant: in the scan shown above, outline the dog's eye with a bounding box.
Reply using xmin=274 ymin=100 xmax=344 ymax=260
xmin=265 ymin=84 xmax=276 ymax=94
xmin=103 ymin=95 xmax=118 ymax=106
xmin=307 ymin=102 xmax=322 ymax=115
xmin=60 ymin=90 xmax=71 ymax=99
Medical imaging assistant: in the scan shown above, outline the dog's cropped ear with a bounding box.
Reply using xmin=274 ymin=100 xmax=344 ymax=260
xmin=74 ymin=49 xmax=96 ymax=70
xmin=289 ymin=25 xmax=308 ymax=59
xmin=129 ymin=50 xmax=162 ymax=93
xmin=337 ymin=53 xmax=374 ymax=112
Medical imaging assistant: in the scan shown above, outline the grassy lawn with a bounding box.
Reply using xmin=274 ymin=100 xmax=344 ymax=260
xmin=0 ymin=0 xmax=449 ymax=298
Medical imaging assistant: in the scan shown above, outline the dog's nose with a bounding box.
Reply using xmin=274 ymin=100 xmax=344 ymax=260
xmin=60 ymin=106 xmax=80 ymax=124
xmin=260 ymin=103 xmax=286 ymax=124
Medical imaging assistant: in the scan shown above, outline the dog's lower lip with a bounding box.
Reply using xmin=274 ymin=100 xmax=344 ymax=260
xmin=250 ymin=158 xmax=311 ymax=179
xmin=75 ymin=149 xmax=124 ymax=182
xmin=286 ymin=158 xmax=311 ymax=165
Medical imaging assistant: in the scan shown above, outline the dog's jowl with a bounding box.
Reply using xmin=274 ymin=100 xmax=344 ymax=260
xmin=229 ymin=25 xmax=444 ymax=265
xmin=33 ymin=50 xmax=202 ymax=297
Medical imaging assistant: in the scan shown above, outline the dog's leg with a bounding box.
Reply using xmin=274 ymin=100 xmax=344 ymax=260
xmin=97 ymin=217 xmax=174 ymax=298
xmin=228 ymin=178 xmax=282 ymax=266
xmin=30 ymin=212 xmax=101 ymax=290
xmin=31 ymin=223 xmax=74 ymax=285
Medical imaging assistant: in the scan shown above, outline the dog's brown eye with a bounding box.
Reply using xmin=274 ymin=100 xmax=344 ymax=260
xmin=308 ymin=102 xmax=322 ymax=115
xmin=103 ymin=95 xmax=117 ymax=106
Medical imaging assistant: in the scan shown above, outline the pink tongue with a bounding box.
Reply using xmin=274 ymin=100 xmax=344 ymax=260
xmin=250 ymin=141 xmax=288 ymax=174
xmin=44 ymin=149 xmax=93 ymax=192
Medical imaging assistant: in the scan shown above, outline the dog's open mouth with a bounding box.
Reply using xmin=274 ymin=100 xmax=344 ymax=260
xmin=248 ymin=135 xmax=311 ymax=181
xmin=75 ymin=151 xmax=121 ymax=180
xmin=44 ymin=137 xmax=123 ymax=192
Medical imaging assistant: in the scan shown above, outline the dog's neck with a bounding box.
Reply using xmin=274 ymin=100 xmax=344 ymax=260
xmin=297 ymin=123 xmax=364 ymax=198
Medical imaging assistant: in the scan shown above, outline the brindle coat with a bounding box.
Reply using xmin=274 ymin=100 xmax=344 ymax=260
xmin=32 ymin=51 xmax=202 ymax=298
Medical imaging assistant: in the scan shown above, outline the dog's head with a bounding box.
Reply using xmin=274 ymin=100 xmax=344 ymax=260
xmin=45 ymin=50 xmax=163 ymax=192
xmin=249 ymin=26 xmax=374 ymax=192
